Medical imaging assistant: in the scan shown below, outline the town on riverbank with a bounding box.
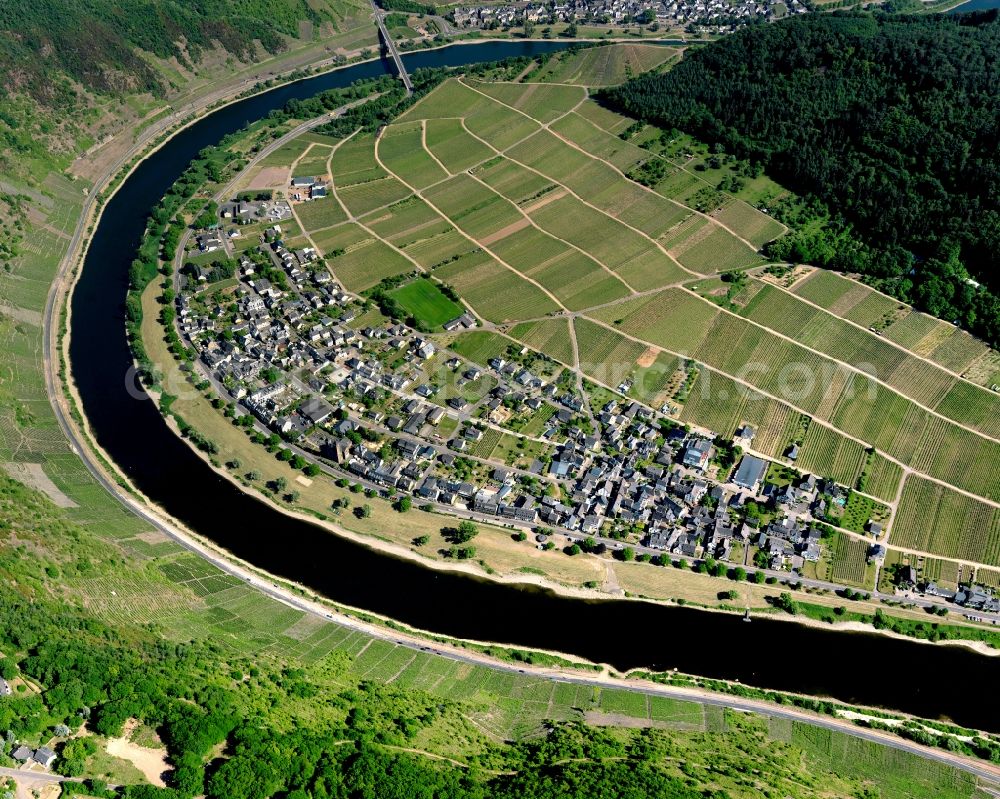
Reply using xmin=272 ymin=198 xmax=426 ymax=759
xmin=171 ymin=166 xmax=1000 ymax=627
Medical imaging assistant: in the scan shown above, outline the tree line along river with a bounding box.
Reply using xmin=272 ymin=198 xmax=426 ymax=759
xmin=69 ymin=40 xmax=1000 ymax=731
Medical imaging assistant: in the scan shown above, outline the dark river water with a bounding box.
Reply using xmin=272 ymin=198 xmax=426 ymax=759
xmin=948 ymin=0 xmax=1000 ymax=12
xmin=69 ymin=40 xmax=1000 ymax=729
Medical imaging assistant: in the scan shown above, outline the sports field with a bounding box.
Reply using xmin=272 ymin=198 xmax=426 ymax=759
xmin=388 ymin=277 xmax=464 ymax=329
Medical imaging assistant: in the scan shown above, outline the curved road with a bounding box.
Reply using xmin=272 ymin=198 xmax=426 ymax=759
xmin=37 ymin=46 xmax=1000 ymax=790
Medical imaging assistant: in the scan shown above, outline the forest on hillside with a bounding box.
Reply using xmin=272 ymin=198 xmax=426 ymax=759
xmin=0 ymin=0 xmax=357 ymax=102
xmin=601 ymin=12 xmax=1000 ymax=348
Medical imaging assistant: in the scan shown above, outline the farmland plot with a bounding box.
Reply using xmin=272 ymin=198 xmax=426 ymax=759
xmin=592 ymin=180 xmax=692 ymax=240
xmin=935 ymin=381 xmax=1000 ymax=438
xmin=424 ymin=118 xmax=494 ymax=173
xmin=360 ymin=195 xmax=447 ymax=246
xmin=829 ymin=533 xmax=872 ymax=587
xmin=828 ymin=376 xmax=928 ymax=463
xmin=668 ymin=222 xmax=762 ymax=274
xmin=435 ymin=250 xmax=559 ymax=322
xmin=529 ymin=193 xmax=687 ymax=286
xmin=424 ymin=173 xmax=524 ymax=241
xmin=843 ymin=291 xmax=905 ymax=330
xmin=528 ymin=43 xmax=678 ymax=87
xmin=461 ymin=96 xmax=540 ymax=150
xmin=465 ymin=79 xmax=585 ymax=124
xmin=319 ymin=223 xmax=414 ymax=291
xmin=474 ymin=157 xmax=557 ymax=205
xmin=293 ymin=196 xmax=347 ymax=234
xmin=654 ymin=167 xmax=704 ymax=203
xmin=881 ymin=310 xmax=944 ymax=350
xmin=893 ymin=476 xmax=1000 ymax=566
xmin=711 ymin=198 xmax=785 ymax=247
xmin=550 ymin=112 xmax=648 ymax=171
xmin=490 ymin=227 xmax=630 ymax=309
xmin=330 ymin=132 xmax=384 ymax=186
xmin=694 ymin=313 xmax=840 ymax=417
xmin=744 ymin=284 xmax=957 ymax=408
xmin=398 ymin=77 xmax=482 ymax=121
xmin=510 ymin=319 xmax=575 ymax=366
xmin=450 ymin=330 xmax=513 ymax=365
xmin=378 ymin=121 xmax=449 ymax=189
xmin=336 ymin=175 xmax=412 ymax=216
xmin=574 ymin=99 xmax=635 ymax=133
xmin=929 ymin=327 xmax=991 ymax=373
xmin=294 ymin=145 xmax=334 ymax=179
xmin=507 ymin=129 xmax=622 ymax=198
xmin=909 ymin=416 xmax=1000 ymax=501
xmin=574 ymin=318 xmax=648 ymax=389
xmin=795 ymin=423 xmax=868 ymax=487
xmin=791 ymin=269 xmax=868 ymax=313
xmin=261 ymin=138 xmax=312 ymax=167
xmin=858 ymin=451 xmax=903 ymax=503
xmin=587 ymin=288 xmax=719 ymax=354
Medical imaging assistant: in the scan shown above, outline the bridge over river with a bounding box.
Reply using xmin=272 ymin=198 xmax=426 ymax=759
xmin=371 ymin=0 xmax=414 ymax=93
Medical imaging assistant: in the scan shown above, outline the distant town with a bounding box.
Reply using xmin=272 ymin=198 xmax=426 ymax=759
xmin=172 ymin=175 xmax=1000 ymax=622
xmin=448 ymin=0 xmax=808 ymax=33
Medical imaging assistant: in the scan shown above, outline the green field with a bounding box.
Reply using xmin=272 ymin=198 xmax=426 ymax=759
xmin=316 ymin=222 xmax=414 ymax=291
xmin=424 ymin=117 xmax=494 ymax=173
xmin=574 ymin=98 xmax=635 ymax=134
xmin=892 ymin=476 xmax=1000 ymax=566
xmin=435 ymin=250 xmax=560 ymax=322
xmin=294 ymin=196 xmax=347 ymax=233
xmin=329 ymin=132 xmax=383 ymax=186
xmin=857 ymin=450 xmax=904 ymax=503
xmin=828 ymin=533 xmax=874 ymax=588
xmin=783 ymin=719 xmax=982 ymax=799
xmin=574 ymin=317 xmax=648 ymax=389
xmin=712 ymin=198 xmax=786 ymax=247
xmin=588 ymin=287 xmax=719 ymax=354
xmin=465 ymin=79 xmax=585 ymax=124
xmin=388 ymin=278 xmax=464 ymax=329
xmin=450 ymin=330 xmax=514 ymax=365
xmin=550 ymin=112 xmax=648 ymax=171
xmin=378 ymin=121 xmax=450 ymax=189
xmin=509 ymin=318 xmax=575 ymax=366
xmin=527 ymin=43 xmax=680 ymax=87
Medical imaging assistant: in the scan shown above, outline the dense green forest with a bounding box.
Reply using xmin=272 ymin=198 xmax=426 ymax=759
xmin=602 ymin=11 xmax=1000 ymax=347
xmin=0 ymin=577 xmax=962 ymax=799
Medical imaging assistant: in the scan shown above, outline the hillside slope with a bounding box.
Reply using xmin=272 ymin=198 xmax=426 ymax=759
xmin=0 ymin=0 xmax=370 ymax=181
xmin=601 ymin=11 xmax=1000 ymax=347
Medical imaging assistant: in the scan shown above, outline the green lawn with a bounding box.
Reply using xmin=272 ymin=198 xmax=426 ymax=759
xmin=389 ymin=278 xmax=464 ymax=329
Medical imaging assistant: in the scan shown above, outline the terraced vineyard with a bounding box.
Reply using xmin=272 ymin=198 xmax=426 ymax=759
xmin=893 ymin=477 xmax=1000 ymax=567
xmin=829 ymin=534 xmax=873 ymax=588
xmin=294 ymin=72 xmax=1000 ymax=581
xmin=527 ymin=43 xmax=681 ymax=87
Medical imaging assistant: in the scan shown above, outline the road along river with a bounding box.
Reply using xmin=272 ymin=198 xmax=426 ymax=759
xmin=68 ymin=40 xmax=1000 ymax=731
